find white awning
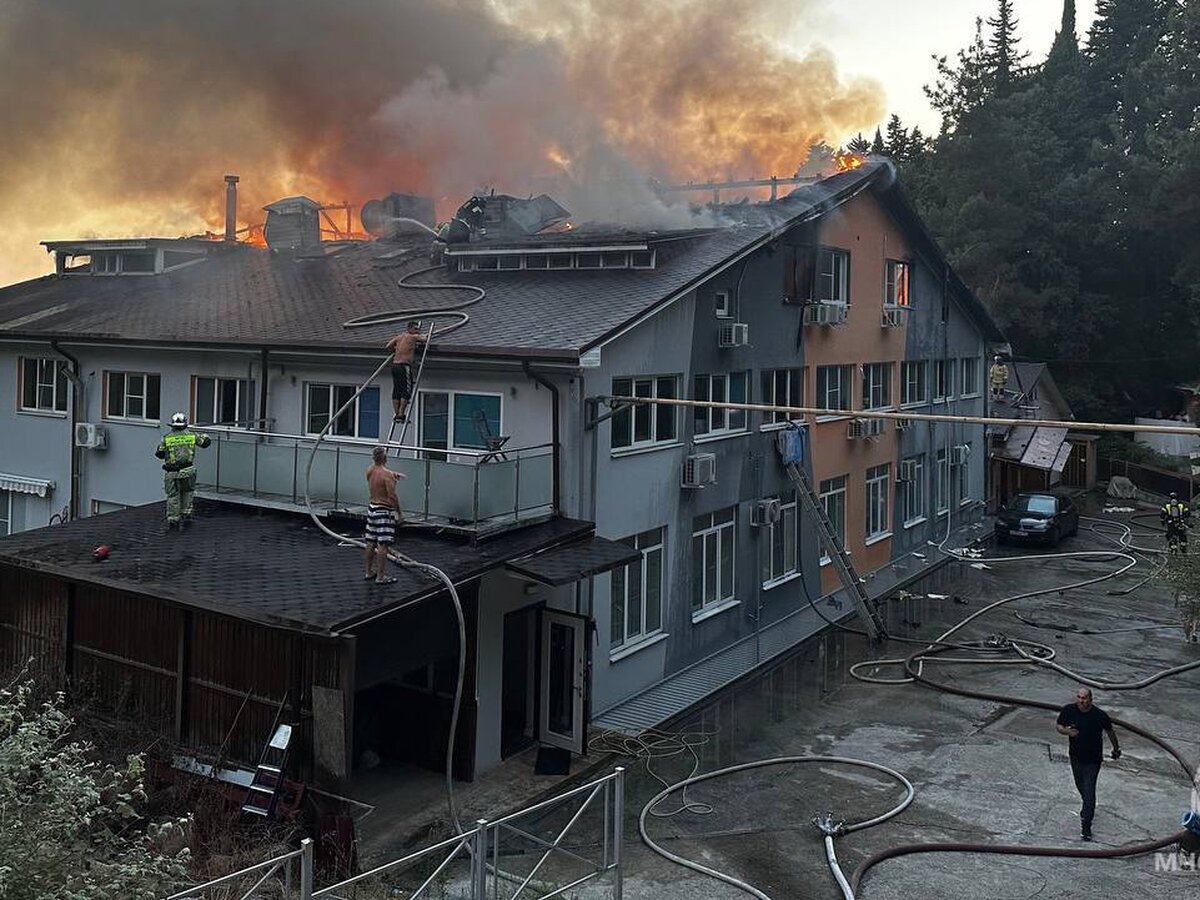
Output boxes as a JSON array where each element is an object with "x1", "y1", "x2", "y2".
[{"x1": 0, "y1": 474, "x2": 55, "y2": 497}]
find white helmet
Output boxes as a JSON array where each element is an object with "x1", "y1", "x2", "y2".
[{"x1": 171, "y1": 412, "x2": 188, "y2": 429}]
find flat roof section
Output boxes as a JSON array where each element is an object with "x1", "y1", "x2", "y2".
[{"x1": 0, "y1": 501, "x2": 593, "y2": 634}]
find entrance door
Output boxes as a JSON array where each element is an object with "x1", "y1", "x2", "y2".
[{"x1": 539, "y1": 610, "x2": 588, "y2": 754}]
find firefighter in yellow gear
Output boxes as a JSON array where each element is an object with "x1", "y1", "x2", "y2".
[
  {"x1": 989, "y1": 356, "x2": 1010, "y2": 400},
  {"x1": 155, "y1": 412, "x2": 211, "y2": 528}
]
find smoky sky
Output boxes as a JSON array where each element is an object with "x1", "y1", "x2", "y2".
[{"x1": 0, "y1": 0, "x2": 884, "y2": 284}]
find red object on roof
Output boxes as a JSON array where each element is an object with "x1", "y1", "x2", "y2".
[{"x1": 92, "y1": 544, "x2": 110, "y2": 562}]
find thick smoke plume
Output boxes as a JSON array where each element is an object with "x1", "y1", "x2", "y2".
[{"x1": 0, "y1": 0, "x2": 883, "y2": 285}]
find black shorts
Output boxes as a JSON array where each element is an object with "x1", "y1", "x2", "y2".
[{"x1": 391, "y1": 364, "x2": 412, "y2": 401}]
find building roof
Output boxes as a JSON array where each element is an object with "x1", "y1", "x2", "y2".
[
  {"x1": 0, "y1": 164, "x2": 1004, "y2": 361},
  {"x1": 0, "y1": 500, "x2": 594, "y2": 634}
]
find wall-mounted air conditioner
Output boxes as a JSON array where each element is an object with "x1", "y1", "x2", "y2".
[
  {"x1": 803, "y1": 303, "x2": 848, "y2": 326},
  {"x1": 74, "y1": 422, "x2": 108, "y2": 450},
  {"x1": 895, "y1": 417, "x2": 913, "y2": 431},
  {"x1": 751, "y1": 497, "x2": 783, "y2": 527},
  {"x1": 681, "y1": 453, "x2": 718, "y2": 488},
  {"x1": 881, "y1": 307, "x2": 909, "y2": 328},
  {"x1": 848, "y1": 418, "x2": 885, "y2": 440},
  {"x1": 950, "y1": 444, "x2": 971, "y2": 466},
  {"x1": 718, "y1": 322, "x2": 750, "y2": 347},
  {"x1": 897, "y1": 459, "x2": 918, "y2": 483}
]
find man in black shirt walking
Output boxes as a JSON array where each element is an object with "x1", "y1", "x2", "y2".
[{"x1": 1056, "y1": 687, "x2": 1121, "y2": 840}]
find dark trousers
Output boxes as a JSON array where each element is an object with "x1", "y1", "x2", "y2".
[{"x1": 1070, "y1": 758, "x2": 1101, "y2": 829}]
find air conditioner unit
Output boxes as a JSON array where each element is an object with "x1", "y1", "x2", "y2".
[
  {"x1": 751, "y1": 497, "x2": 783, "y2": 527},
  {"x1": 718, "y1": 322, "x2": 750, "y2": 347},
  {"x1": 898, "y1": 459, "x2": 918, "y2": 482},
  {"x1": 895, "y1": 417, "x2": 913, "y2": 431},
  {"x1": 881, "y1": 307, "x2": 909, "y2": 328},
  {"x1": 802, "y1": 303, "x2": 847, "y2": 326},
  {"x1": 950, "y1": 444, "x2": 971, "y2": 466},
  {"x1": 74, "y1": 422, "x2": 108, "y2": 450},
  {"x1": 847, "y1": 419, "x2": 867, "y2": 440},
  {"x1": 681, "y1": 453, "x2": 718, "y2": 488}
]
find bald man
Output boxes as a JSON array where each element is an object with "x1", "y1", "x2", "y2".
[{"x1": 1056, "y1": 687, "x2": 1120, "y2": 841}]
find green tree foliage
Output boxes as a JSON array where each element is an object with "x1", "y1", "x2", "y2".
[
  {"x1": 0, "y1": 679, "x2": 189, "y2": 899},
  {"x1": 894, "y1": 0, "x2": 1199, "y2": 421},
  {"x1": 847, "y1": 132, "x2": 871, "y2": 155},
  {"x1": 870, "y1": 126, "x2": 886, "y2": 154}
]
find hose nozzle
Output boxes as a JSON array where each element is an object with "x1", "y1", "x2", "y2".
[{"x1": 812, "y1": 811, "x2": 845, "y2": 836}]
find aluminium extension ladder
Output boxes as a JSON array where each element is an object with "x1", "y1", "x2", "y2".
[
  {"x1": 386, "y1": 323, "x2": 436, "y2": 447},
  {"x1": 784, "y1": 459, "x2": 889, "y2": 642},
  {"x1": 242, "y1": 695, "x2": 294, "y2": 819}
]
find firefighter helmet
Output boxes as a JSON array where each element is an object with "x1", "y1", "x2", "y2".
[{"x1": 171, "y1": 412, "x2": 188, "y2": 429}]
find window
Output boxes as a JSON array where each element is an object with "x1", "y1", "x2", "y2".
[
  {"x1": 576, "y1": 252, "x2": 601, "y2": 268},
  {"x1": 885, "y1": 260, "x2": 911, "y2": 307},
  {"x1": 0, "y1": 491, "x2": 11, "y2": 536},
  {"x1": 818, "y1": 476, "x2": 847, "y2": 564},
  {"x1": 816, "y1": 249, "x2": 850, "y2": 304},
  {"x1": 960, "y1": 358, "x2": 980, "y2": 396},
  {"x1": 861, "y1": 363, "x2": 893, "y2": 410},
  {"x1": 611, "y1": 527, "x2": 665, "y2": 650},
  {"x1": 761, "y1": 368, "x2": 804, "y2": 425},
  {"x1": 194, "y1": 377, "x2": 256, "y2": 427},
  {"x1": 935, "y1": 449, "x2": 949, "y2": 514},
  {"x1": 933, "y1": 360, "x2": 952, "y2": 401},
  {"x1": 901, "y1": 361, "x2": 928, "y2": 406},
  {"x1": 956, "y1": 443, "x2": 971, "y2": 502},
  {"x1": 693, "y1": 373, "x2": 747, "y2": 437},
  {"x1": 692, "y1": 507, "x2": 736, "y2": 615},
  {"x1": 816, "y1": 365, "x2": 853, "y2": 413},
  {"x1": 105, "y1": 372, "x2": 161, "y2": 422},
  {"x1": 630, "y1": 250, "x2": 655, "y2": 269},
  {"x1": 419, "y1": 391, "x2": 502, "y2": 451},
  {"x1": 306, "y1": 383, "x2": 380, "y2": 439},
  {"x1": 900, "y1": 455, "x2": 926, "y2": 525},
  {"x1": 714, "y1": 290, "x2": 732, "y2": 318},
  {"x1": 761, "y1": 494, "x2": 799, "y2": 586},
  {"x1": 865, "y1": 464, "x2": 891, "y2": 540},
  {"x1": 19, "y1": 358, "x2": 68, "y2": 413},
  {"x1": 611, "y1": 376, "x2": 679, "y2": 451}
]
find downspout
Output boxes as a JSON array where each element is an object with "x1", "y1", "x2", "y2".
[
  {"x1": 522, "y1": 361, "x2": 560, "y2": 512},
  {"x1": 258, "y1": 348, "x2": 270, "y2": 430},
  {"x1": 50, "y1": 340, "x2": 82, "y2": 522}
]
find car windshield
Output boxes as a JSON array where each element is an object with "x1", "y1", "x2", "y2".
[{"x1": 1012, "y1": 496, "x2": 1056, "y2": 515}]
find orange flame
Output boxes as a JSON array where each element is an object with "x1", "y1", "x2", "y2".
[{"x1": 834, "y1": 152, "x2": 867, "y2": 172}]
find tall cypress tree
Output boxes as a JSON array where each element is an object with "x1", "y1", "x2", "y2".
[
  {"x1": 870, "y1": 127, "x2": 885, "y2": 154},
  {"x1": 1045, "y1": 0, "x2": 1078, "y2": 73},
  {"x1": 986, "y1": 0, "x2": 1029, "y2": 91}
]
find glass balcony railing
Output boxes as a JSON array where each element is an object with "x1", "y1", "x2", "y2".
[{"x1": 192, "y1": 427, "x2": 556, "y2": 535}]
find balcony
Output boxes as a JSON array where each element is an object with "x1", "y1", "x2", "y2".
[{"x1": 193, "y1": 428, "x2": 555, "y2": 537}]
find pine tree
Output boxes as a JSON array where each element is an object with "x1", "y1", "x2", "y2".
[
  {"x1": 847, "y1": 132, "x2": 871, "y2": 155},
  {"x1": 987, "y1": 0, "x2": 1029, "y2": 91},
  {"x1": 884, "y1": 114, "x2": 909, "y2": 160},
  {"x1": 926, "y1": 18, "x2": 993, "y2": 134},
  {"x1": 870, "y1": 127, "x2": 885, "y2": 154},
  {"x1": 1044, "y1": 0, "x2": 1079, "y2": 74}
]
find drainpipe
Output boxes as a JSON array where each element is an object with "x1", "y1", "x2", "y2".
[
  {"x1": 50, "y1": 341, "x2": 82, "y2": 522},
  {"x1": 258, "y1": 348, "x2": 270, "y2": 430},
  {"x1": 522, "y1": 361, "x2": 560, "y2": 512}
]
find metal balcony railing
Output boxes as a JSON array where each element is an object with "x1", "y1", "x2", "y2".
[{"x1": 192, "y1": 427, "x2": 556, "y2": 535}]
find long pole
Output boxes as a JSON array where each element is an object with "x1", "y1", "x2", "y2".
[{"x1": 602, "y1": 395, "x2": 1200, "y2": 438}]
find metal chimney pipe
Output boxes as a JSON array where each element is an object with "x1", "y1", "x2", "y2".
[{"x1": 224, "y1": 175, "x2": 239, "y2": 241}]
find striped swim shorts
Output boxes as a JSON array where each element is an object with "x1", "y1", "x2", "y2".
[{"x1": 365, "y1": 504, "x2": 398, "y2": 544}]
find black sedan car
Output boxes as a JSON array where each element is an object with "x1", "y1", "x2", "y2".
[{"x1": 995, "y1": 492, "x2": 1080, "y2": 547}]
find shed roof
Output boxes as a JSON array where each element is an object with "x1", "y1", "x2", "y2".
[{"x1": 0, "y1": 501, "x2": 593, "y2": 634}]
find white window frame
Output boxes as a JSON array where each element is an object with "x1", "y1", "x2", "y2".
[
  {"x1": 104, "y1": 371, "x2": 161, "y2": 424},
  {"x1": 714, "y1": 290, "x2": 732, "y2": 318},
  {"x1": 861, "y1": 363, "x2": 893, "y2": 411},
  {"x1": 692, "y1": 507, "x2": 737, "y2": 619},
  {"x1": 304, "y1": 382, "x2": 380, "y2": 440},
  {"x1": 818, "y1": 475, "x2": 848, "y2": 565},
  {"x1": 816, "y1": 248, "x2": 850, "y2": 305},
  {"x1": 885, "y1": 259, "x2": 911, "y2": 308},
  {"x1": 417, "y1": 389, "x2": 504, "y2": 452},
  {"x1": 933, "y1": 359, "x2": 951, "y2": 402},
  {"x1": 193, "y1": 376, "x2": 256, "y2": 429},
  {"x1": 901, "y1": 455, "x2": 926, "y2": 526},
  {"x1": 761, "y1": 494, "x2": 800, "y2": 588},
  {"x1": 935, "y1": 449, "x2": 950, "y2": 515},
  {"x1": 0, "y1": 490, "x2": 11, "y2": 536},
  {"x1": 960, "y1": 357, "x2": 981, "y2": 397},
  {"x1": 956, "y1": 443, "x2": 972, "y2": 504},
  {"x1": 816, "y1": 365, "x2": 853, "y2": 414},
  {"x1": 19, "y1": 357, "x2": 68, "y2": 415},
  {"x1": 901, "y1": 361, "x2": 928, "y2": 406},
  {"x1": 866, "y1": 463, "x2": 891, "y2": 542},
  {"x1": 611, "y1": 375, "x2": 680, "y2": 453},
  {"x1": 610, "y1": 527, "x2": 666, "y2": 653},
  {"x1": 693, "y1": 372, "x2": 748, "y2": 438},
  {"x1": 761, "y1": 368, "x2": 805, "y2": 428}
]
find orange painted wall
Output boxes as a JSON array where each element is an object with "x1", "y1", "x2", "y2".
[{"x1": 802, "y1": 192, "x2": 912, "y2": 593}]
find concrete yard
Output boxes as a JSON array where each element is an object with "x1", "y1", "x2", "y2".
[{"x1": 591, "y1": 511, "x2": 1200, "y2": 899}]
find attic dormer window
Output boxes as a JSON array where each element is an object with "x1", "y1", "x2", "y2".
[{"x1": 90, "y1": 251, "x2": 155, "y2": 275}]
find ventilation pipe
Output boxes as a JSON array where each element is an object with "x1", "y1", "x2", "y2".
[{"x1": 224, "y1": 175, "x2": 239, "y2": 241}]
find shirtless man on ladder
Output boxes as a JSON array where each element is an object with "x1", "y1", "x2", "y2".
[{"x1": 386, "y1": 321, "x2": 430, "y2": 423}]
